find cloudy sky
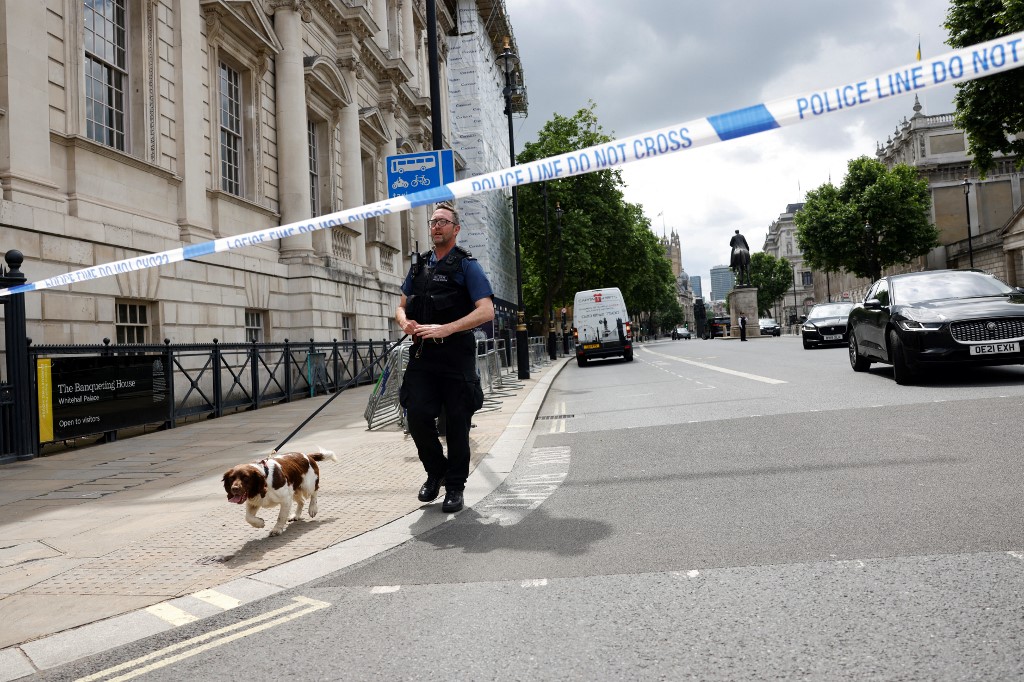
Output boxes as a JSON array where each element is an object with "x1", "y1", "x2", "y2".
[{"x1": 502, "y1": 0, "x2": 959, "y2": 295}]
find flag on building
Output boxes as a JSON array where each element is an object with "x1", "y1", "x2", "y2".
[{"x1": 916, "y1": 36, "x2": 922, "y2": 61}]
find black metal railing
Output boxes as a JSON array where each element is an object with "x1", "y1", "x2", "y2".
[{"x1": 22, "y1": 337, "x2": 392, "y2": 457}]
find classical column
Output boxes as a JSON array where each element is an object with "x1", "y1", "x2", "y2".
[
  {"x1": 177, "y1": 1, "x2": 214, "y2": 241},
  {"x1": 401, "y1": 0, "x2": 417, "y2": 89},
  {"x1": 339, "y1": 65, "x2": 366, "y2": 266},
  {"x1": 0, "y1": 0, "x2": 60, "y2": 204},
  {"x1": 371, "y1": 0, "x2": 389, "y2": 52},
  {"x1": 381, "y1": 103, "x2": 399, "y2": 251},
  {"x1": 271, "y1": 1, "x2": 313, "y2": 261}
]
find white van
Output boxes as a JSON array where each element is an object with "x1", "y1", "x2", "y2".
[{"x1": 572, "y1": 287, "x2": 633, "y2": 366}]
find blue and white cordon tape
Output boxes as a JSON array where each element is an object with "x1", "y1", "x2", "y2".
[{"x1": 3, "y1": 32, "x2": 1024, "y2": 298}]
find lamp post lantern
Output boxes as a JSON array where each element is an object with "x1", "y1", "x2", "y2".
[
  {"x1": 497, "y1": 37, "x2": 529, "y2": 380},
  {"x1": 962, "y1": 176, "x2": 974, "y2": 268}
]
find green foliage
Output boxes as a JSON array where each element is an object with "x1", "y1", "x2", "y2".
[
  {"x1": 749, "y1": 252, "x2": 794, "y2": 316},
  {"x1": 516, "y1": 103, "x2": 678, "y2": 326},
  {"x1": 946, "y1": 0, "x2": 1024, "y2": 176},
  {"x1": 795, "y1": 156, "x2": 938, "y2": 282}
]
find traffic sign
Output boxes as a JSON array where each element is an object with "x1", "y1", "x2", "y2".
[{"x1": 386, "y1": 150, "x2": 455, "y2": 198}]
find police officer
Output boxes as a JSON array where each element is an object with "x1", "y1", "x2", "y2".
[{"x1": 395, "y1": 203, "x2": 494, "y2": 513}]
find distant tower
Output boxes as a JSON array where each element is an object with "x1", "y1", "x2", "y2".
[{"x1": 660, "y1": 230, "x2": 682, "y2": 278}]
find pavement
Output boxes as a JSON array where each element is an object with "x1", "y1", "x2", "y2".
[{"x1": 0, "y1": 353, "x2": 570, "y2": 681}]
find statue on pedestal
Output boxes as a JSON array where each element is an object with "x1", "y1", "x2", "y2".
[{"x1": 730, "y1": 230, "x2": 751, "y2": 287}]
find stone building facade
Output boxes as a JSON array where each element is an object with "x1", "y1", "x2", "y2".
[
  {"x1": 761, "y1": 202, "x2": 815, "y2": 323},
  {"x1": 0, "y1": 0, "x2": 520, "y2": 348}
]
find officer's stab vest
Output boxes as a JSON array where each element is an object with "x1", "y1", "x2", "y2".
[{"x1": 407, "y1": 246, "x2": 475, "y2": 325}]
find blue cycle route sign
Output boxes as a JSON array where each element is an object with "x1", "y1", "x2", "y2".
[{"x1": 385, "y1": 150, "x2": 455, "y2": 198}]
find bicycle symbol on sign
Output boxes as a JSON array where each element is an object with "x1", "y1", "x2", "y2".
[{"x1": 409, "y1": 175, "x2": 431, "y2": 187}]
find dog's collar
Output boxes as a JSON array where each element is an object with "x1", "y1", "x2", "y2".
[{"x1": 258, "y1": 459, "x2": 270, "y2": 477}]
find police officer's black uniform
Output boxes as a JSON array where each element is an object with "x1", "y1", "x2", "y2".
[{"x1": 399, "y1": 246, "x2": 485, "y2": 506}]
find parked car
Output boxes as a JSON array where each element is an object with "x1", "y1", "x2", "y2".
[
  {"x1": 705, "y1": 316, "x2": 730, "y2": 339},
  {"x1": 847, "y1": 269, "x2": 1024, "y2": 384},
  {"x1": 802, "y1": 302, "x2": 856, "y2": 349},
  {"x1": 758, "y1": 318, "x2": 781, "y2": 336},
  {"x1": 672, "y1": 326, "x2": 691, "y2": 340}
]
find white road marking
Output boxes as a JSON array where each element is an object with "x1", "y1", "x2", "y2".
[
  {"x1": 371, "y1": 585, "x2": 401, "y2": 594},
  {"x1": 144, "y1": 603, "x2": 198, "y2": 627},
  {"x1": 1009, "y1": 551, "x2": 1024, "y2": 561},
  {"x1": 641, "y1": 347, "x2": 786, "y2": 384},
  {"x1": 77, "y1": 596, "x2": 330, "y2": 682},
  {"x1": 687, "y1": 570, "x2": 700, "y2": 578},
  {"x1": 522, "y1": 579, "x2": 548, "y2": 587},
  {"x1": 192, "y1": 589, "x2": 241, "y2": 610}
]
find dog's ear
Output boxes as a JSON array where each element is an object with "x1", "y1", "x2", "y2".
[{"x1": 244, "y1": 471, "x2": 266, "y2": 499}]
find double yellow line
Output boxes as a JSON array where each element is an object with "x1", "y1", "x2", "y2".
[{"x1": 76, "y1": 596, "x2": 331, "y2": 682}]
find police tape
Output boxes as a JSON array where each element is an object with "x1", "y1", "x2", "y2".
[{"x1": 3, "y1": 31, "x2": 1024, "y2": 298}]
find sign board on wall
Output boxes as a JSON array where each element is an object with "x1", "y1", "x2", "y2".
[
  {"x1": 385, "y1": 150, "x2": 455, "y2": 198},
  {"x1": 36, "y1": 355, "x2": 170, "y2": 441}
]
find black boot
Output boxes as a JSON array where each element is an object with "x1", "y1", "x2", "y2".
[
  {"x1": 441, "y1": 489, "x2": 464, "y2": 513},
  {"x1": 417, "y1": 476, "x2": 443, "y2": 502}
]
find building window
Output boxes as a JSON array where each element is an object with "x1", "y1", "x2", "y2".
[
  {"x1": 801, "y1": 271, "x2": 813, "y2": 287},
  {"x1": 308, "y1": 119, "x2": 320, "y2": 218},
  {"x1": 116, "y1": 301, "x2": 149, "y2": 344},
  {"x1": 219, "y1": 62, "x2": 243, "y2": 195},
  {"x1": 245, "y1": 310, "x2": 265, "y2": 343},
  {"x1": 84, "y1": 0, "x2": 127, "y2": 150},
  {"x1": 340, "y1": 315, "x2": 354, "y2": 342}
]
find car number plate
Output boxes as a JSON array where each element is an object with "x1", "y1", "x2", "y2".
[
  {"x1": 823, "y1": 334, "x2": 842, "y2": 341},
  {"x1": 970, "y1": 342, "x2": 1020, "y2": 355},
  {"x1": 583, "y1": 343, "x2": 600, "y2": 350}
]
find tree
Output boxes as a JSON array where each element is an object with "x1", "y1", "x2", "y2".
[
  {"x1": 795, "y1": 156, "x2": 938, "y2": 282},
  {"x1": 515, "y1": 103, "x2": 678, "y2": 328},
  {"x1": 749, "y1": 252, "x2": 793, "y2": 316},
  {"x1": 946, "y1": 1, "x2": 1024, "y2": 176}
]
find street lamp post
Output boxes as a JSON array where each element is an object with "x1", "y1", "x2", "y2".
[
  {"x1": 497, "y1": 37, "x2": 530, "y2": 380},
  {"x1": 791, "y1": 261, "x2": 799, "y2": 325},
  {"x1": 543, "y1": 183, "x2": 556, "y2": 360},
  {"x1": 556, "y1": 202, "x2": 567, "y2": 353},
  {"x1": 963, "y1": 176, "x2": 975, "y2": 268}
]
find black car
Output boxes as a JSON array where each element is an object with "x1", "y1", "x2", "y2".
[
  {"x1": 801, "y1": 302, "x2": 855, "y2": 349},
  {"x1": 847, "y1": 269, "x2": 1024, "y2": 384},
  {"x1": 758, "y1": 318, "x2": 781, "y2": 336}
]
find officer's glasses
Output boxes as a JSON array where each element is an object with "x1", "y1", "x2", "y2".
[{"x1": 428, "y1": 218, "x2": 454, "y2": 228}]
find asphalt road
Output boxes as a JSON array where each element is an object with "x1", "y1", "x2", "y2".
[{"x1": 40, "y1": 337, "x2": 1024, "y2": 681}]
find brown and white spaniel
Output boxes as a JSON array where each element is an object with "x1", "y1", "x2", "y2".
[{"x1": 222, "y1": 448, "x2": 337, "y2": 536}]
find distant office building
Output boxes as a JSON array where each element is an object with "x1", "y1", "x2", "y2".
[
  {"x1": 690, "y1": 275, "x2": 703, "y2": 299},
  {"x1": 709, "y1": 265, "x2": 735, "y2": 302}
]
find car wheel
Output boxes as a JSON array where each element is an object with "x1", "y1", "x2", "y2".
[
  {"x1": 576, "y1": 356, "x2": 588, "y2": 367},
  {"x1": 624, "y1": 350, "x2": 634, "y2": 362},
  {"x1": 849, "y1": 332, "x2": 871, "y2": 372},
  {"x1": 888, "y1": 329, "x2": 914, "y2": 385},
  {"x1": 802, "y1": 336, "x2": 812, "y2": 350}
]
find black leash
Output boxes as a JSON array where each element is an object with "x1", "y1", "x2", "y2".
[{"x1": 271, "y1": 334, "x2": 409, "y2": 454}]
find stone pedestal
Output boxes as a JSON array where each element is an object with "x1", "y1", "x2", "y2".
[{"x1": 728, "y1": 286, "x2": 761, "y2": 338}]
